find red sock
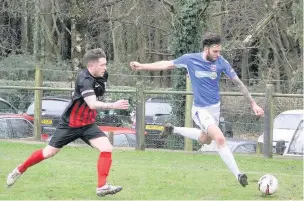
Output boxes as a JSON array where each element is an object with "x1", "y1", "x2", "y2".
[
  {"x1": 97, "y1": 152, "x2": 112, "y2": 188},
  {"x1": 18, "y1": 149, "x2": 45, "y2": 173}
]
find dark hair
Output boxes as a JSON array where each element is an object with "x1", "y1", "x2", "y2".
[
  {"x1": 83, "y1": 48, "x2": 106, "y2": 65},
  {"x1": 202, "y1": 32, "x2": 221, "y2": 48}
]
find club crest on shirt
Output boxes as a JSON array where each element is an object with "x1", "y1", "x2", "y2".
[
  {"x1": 95, "y1": 82, "x2": 107, "y2": 89},
  {"x1": 210, "y1": 64, "x2": 217, "y2": 71},
  {"x1": 210, "y1": 72, "x2": 217, "y2": 80}
]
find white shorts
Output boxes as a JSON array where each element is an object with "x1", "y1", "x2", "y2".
[{"x1": 192, "y1": 102, "x2": 221, "y2": 133}]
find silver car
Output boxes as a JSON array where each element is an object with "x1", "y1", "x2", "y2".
[{"x1": 199, "y1": 138, "x2": 257, "y2": 154}]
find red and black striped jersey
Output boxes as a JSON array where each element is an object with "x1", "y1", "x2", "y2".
[{"x1": 60, "y1": 69, "x2": 108, "y2": 128}]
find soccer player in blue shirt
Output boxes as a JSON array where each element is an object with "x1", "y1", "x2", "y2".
[{"x1": 130, "y1": 32, "x2": 264, "y2": 187}]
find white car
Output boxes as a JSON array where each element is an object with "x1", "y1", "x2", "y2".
[{"x1": 258, "y1": 110, "x2": 304, "y2": 153}]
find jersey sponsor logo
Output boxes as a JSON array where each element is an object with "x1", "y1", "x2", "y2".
[
  {"x1": 195, "y1": 71, "x2": 218, "y2": 80},
  {"x1": 210, "y1": 65, "x2": 217, "y2": 71},
  {"x1": 195, "y1": 71, "x2": 209, "y2": 78}
]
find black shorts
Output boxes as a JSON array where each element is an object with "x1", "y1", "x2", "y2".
[{"x1": 48, "y1": 123, "x2": 107, "y2": 148}]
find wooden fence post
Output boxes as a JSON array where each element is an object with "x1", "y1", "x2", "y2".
[
  {"x1": 264, "y1": 84, "x2": 274, "y2": 158},
  {"x1": 135, "y1": 82, "x2": 145, "y2": 150},
  {"x1": 184, "y1": 75, "x2": 193, "y2": 151},
  {"x1": 34, "y1": 67, "x2": 42, "y2": 140}
]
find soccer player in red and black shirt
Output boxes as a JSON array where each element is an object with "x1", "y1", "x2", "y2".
[{"x1": 7, "y1": 48, "x2": 129, "y2": 197}]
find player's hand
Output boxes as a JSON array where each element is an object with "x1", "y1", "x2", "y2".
[
  {"x1": 113, "y1": 99, "x2": 129, "y2": 110},
  {"x1": 130, "y1": 61, "x2": 141, "y2": 71},
  {"x1": 251, "y1": 103, "x2": 264, "y2": 116}
]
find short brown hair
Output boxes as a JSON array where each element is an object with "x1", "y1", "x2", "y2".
[
  {"x1": 83, "y1": 48, "x2": 106, "y2": 65},
  {"x1": 202, "y1": 32, "x2": 221, "y2": 48}
]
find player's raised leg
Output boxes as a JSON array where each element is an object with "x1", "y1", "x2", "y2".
[
  {"x1": 161, "y1": 123, "x2": 197, "y2": 140},
  {"x1": 161, "y1": 123, "x2": 212, "y2": 144}
]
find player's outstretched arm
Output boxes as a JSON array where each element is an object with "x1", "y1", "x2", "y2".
[
  {"x1": 129, "y1": 60, "x2": 175, "y2": 71},
  {"x1": 231, "y1": 75, "x2": 264, "y2": 116},
  {"x1": 84, "y1": 95, "x2": 129, "y2": 110}
]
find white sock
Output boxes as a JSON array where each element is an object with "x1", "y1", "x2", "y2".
[
  {"x1": 218, "y1": 146, "x2": 241, "y2": 179},
  {"x1": 173, "y1": 127, "x2": 201, "y2": 141}
]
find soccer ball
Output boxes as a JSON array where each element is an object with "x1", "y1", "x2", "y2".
[{"x1": 258, "y1": 174, "x2": 279, "y2": 195}]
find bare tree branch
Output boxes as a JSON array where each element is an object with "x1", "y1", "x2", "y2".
[
  {"x1": 157, "y1": 0, "x2": 174, "y2": 13},
  {"x1": 243, "y1": 0, "x2": 295, "y2": 45},
  {"x1": 273, "y1": 18, "x2": 295, "y2": 71},
  {"x1": 199, "y1": 1, "x2": 211, "y2": 18},
  {"x1": 101, "y1": 0, "x2": 124, "y2": 7},
  {"x1": 211, "y1": 10, "x2": 238, "y2": 17},
  {"x1": 145, "y1": 49, "x2": 173, "y2": 56},
  {"x1": 89, "y1": 0, "x2": 139, "y2": 24}
]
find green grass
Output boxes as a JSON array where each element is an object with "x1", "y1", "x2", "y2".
[{"x1": 0, "y1": 141, "x2": 303, "y2": 200}]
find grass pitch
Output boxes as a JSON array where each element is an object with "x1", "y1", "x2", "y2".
[{"x1": 0, "y1": 141, "x2": 302, "y2": 200}]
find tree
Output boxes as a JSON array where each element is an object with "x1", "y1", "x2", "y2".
[
  {"x1": 169, "y1": 0, "x2": 210, "y2": 126},
  {"x1": 0, "y1": 0, "x2": 302, "y2": 94}
]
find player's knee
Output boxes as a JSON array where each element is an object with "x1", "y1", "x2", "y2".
[
  {"x1": 96, "y1": 141, "x2": 113, "y2": 152},
  {"x1": 43, "y1": 146, "x2": 60, "y2": 159},
  {"x1": 215, "y1": 136, "x2": 226, "y2": 146},
  {"x1": 99, "y1": 144, "x2": 113, "y2": 153},
  {"x1": 90, "y1": 137, "x2": 113, "y2": 152}
]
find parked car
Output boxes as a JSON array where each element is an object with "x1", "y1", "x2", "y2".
[
  {"x1": 283, "y1": 120, "x2": 303, "y2": 156},
  {"x1": 26, "y1": 97, "x2": 131, "y2": 135},
  {"x1": 132, "y1": 97, "x2": 234, "y2": 149},
  {"x1": 98, "y1": 126, "x2": 147, "y2": 147},
  {"x1": 0, "y1": 114, "x2": 51, "y2": 141},
  {"x1": 0, "y1": 98, "x2": 19, "y2": 114},
  {"x1": 26, "y1": 97, "x2": 71, "y2": 135},
  {"x1": 164, "y1": 133, "x2": 202, "y2": 151},
  {"x1": 0, "y1": 98, "x2": 34, "y2": 122},
  {"x1": 0, "y1": 98, "x2": 33, "y2": 122},
  {"x1": 142, "y1": 98, "x2": 174, "y2": 148},
  {"x1": 199, "y1": 138, "x2": 257, "y2": 154},
  {"x1": 0, "y1": 115, "x2": 34, "y2": 139},
  {"x1": 97, "y1": 109, "x2": 131, "y2": 127},
  {"x1": 43, "y1": 125, "x2": 144, "y2": 147},
  {"x1": 0, "y1": 114, "x2": 140, "y2": 146},
  {"x1": 258, "y1": 110, "x2": 304, "y2": 154},
  {"x1": 218, "y1": 116, "x2": 234, "y2": 138}
]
